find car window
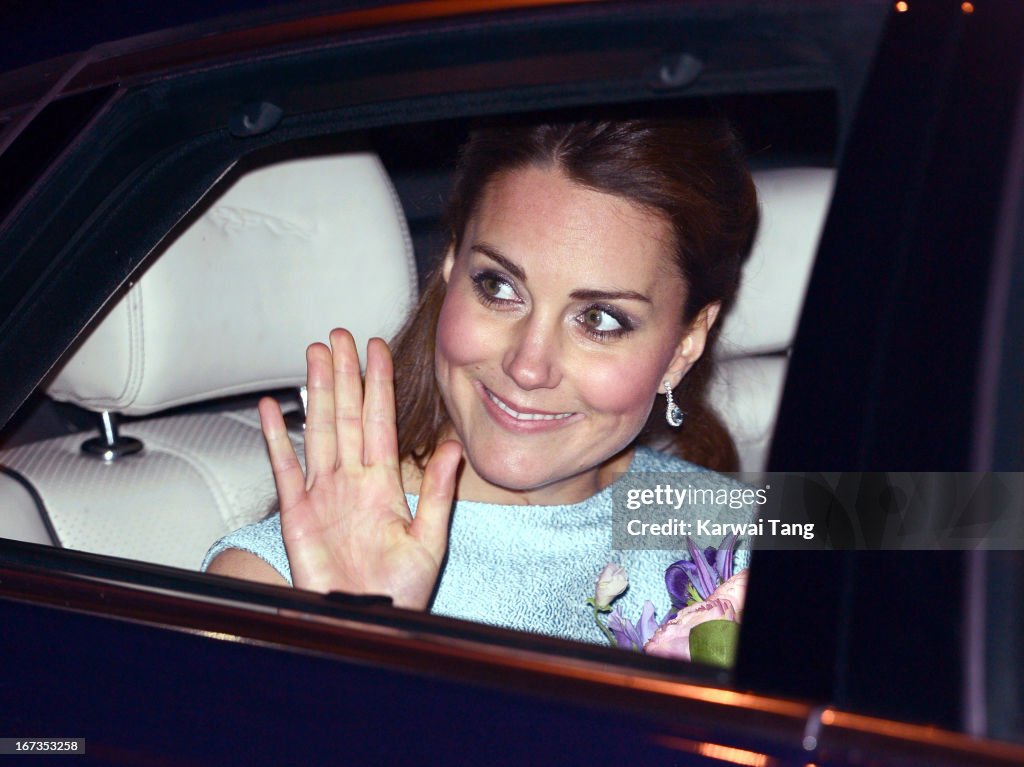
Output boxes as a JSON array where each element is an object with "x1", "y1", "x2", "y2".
[
  {"x1": 0, "y1": 0, "x2": 861, "y2": 670},
  {"x1": 0, "y1": 90, "x2": 838, "y2": 663}
]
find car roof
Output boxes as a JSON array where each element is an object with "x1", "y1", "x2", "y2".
[
  {"x1": 0, "y1": 0, "x2": 607, "y2": 119},
  {"x1": 0, "y1": 0, "x2": 286, "y2": 73}
]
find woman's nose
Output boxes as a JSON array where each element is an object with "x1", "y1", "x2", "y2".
[{"x1": 502, "y1": 317, "x2": 562, "y2": 391}]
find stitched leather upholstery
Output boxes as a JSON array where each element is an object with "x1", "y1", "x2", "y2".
[{"x1": 0, "y1": 153, "x2": 414, "y2": 566}]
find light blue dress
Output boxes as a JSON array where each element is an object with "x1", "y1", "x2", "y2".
[{"x1": 202, "y1": 446, "x2": 751, "y2": 644}]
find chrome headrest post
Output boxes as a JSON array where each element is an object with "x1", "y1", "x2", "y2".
[
  {"x1": 80, "y1": 411, "x2": 144, "y2": 461},
  {"x1": 282, "y1": 386, "x2": 308, "y2": 432}
]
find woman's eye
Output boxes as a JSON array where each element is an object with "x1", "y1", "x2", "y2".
[
  {"x1": 472, "y1": 272, "x2": 518, "y2": 304},
  {"x1": 579, "y1": 306, "x2": 631, "y2": 338}
]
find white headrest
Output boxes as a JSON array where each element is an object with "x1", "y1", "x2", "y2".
[
  {"x1": 717, "y1": 167, "x2": 835, "y2": 358},
  {"x1": 48, "y1": 153, "x2": 417, "y2": 415}
]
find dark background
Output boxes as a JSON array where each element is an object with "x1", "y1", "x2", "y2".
[{"x1": 0, "y1": 0, "x2": 306, "y2": 73}]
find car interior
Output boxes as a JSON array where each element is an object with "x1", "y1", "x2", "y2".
[{"x1": 0, "y1": 101, "x2": 835, "y2": 576}]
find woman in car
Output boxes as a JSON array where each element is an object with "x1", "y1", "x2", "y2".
[{"x1": 204, "y1": 117, "x2": 759, "y2": 644}]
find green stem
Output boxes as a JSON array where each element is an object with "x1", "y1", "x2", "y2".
[{"x1": 592, "y1": 603, "x2": 617, "y2": 647}]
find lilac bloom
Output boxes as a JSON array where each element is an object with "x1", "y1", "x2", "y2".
[
  {"x1": 714, "y1": 533, "x2": 738, "y2": 582},
  {"x1": 607, "y1": 605, "x2": 635, "y2": 649},
  {"x1": 665, "y1": 559, "x2": 700, "y2": 606},
  {"x1": 686, "y1": 536, "x2": 720, "y2": 599},
  {"x1": 702, "y1": 545, "x2": 718, "y2": 569},
  {"x1": 636, "y1": 600, "x2": 659, "y2": 644},
  {"x1": 608, "y1": 601, "x2": 659, "y2": 651},
  {"x1": 666, "y1": 535, "x2": 739, "y2": 607}
]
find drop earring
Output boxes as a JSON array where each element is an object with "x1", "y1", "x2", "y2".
[{"x1": 664, "y1": 380, "x2": 684, "y2": 427}]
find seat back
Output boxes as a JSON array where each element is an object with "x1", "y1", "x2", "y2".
[
  {"x1": 0, "y1": 152, "x2": 417, "y2": 566},
  {"x1": 48, "y1": 153, "x2": 416, "y2": 415}
]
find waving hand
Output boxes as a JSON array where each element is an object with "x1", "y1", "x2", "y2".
[{"x1": 258, "y1": 328, "x2": 462, "y2": 609}]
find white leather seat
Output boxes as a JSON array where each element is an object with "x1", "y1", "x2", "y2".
[
  {"x1": 711, "y1": 167, "x2": 835, "y2": 472},
  {"x1": 0, "y1": 152, "x2": 417, "y2": 567}
]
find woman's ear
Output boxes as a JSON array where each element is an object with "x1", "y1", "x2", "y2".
[
  {"x1": 441, "y1": 246, "x2": 456, "y2": 283},
  {"x1": 661, "y1": 302, "x2": 722, "y2": 389}
]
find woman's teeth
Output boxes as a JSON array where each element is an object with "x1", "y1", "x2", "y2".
[{"x1": 487, "y1": 390, "x2": 573, "y2": 421}]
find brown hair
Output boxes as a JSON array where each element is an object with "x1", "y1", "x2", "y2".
[{"x1": 391, "y1": 118, "x2": 758, "y2": 472}]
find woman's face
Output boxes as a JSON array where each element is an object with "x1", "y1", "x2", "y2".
[{"x1": 435, "y1": 165, "x2": 715, "y2": 504}]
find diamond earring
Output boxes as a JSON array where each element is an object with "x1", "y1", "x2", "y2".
[{"x1": 664, "y1": 380, "x2": 684, "y2": 427}]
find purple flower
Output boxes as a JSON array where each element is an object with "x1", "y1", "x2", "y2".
[
  {"x1": 713, "y1": 533, "x2": 737, "y2": 582},
  {"x1": 665, "y1": 534, "x2": 738, "y2": 608},
  {"x1": 608, "y1": 600, "x2": 658, "y2": 651}
]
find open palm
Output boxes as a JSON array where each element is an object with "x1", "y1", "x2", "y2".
[{"x1": 258, "y1": 329, "x2": 461, "y2": 609}]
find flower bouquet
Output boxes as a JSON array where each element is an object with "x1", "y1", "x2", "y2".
[{"x1": 587, "y1": 535, "x2": 747, "y2": 668}]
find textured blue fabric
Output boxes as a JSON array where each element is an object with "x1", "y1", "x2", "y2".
[{"x1": 202, "y1": 446, "x2": 751, "y2": 644}]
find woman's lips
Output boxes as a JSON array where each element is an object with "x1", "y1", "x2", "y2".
[
  {"x1": 486, "y1": 388, "x2": 573, "y2": 420},
  {"x1": 477, "y1": 384, "x2": 581, "y2": 431}
]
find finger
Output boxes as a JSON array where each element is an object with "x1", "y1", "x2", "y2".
[
  {"x1": 329, "y1": 328, "x2": 364, "y2": 468},
  {"x1": 410, "y1": 440, "x2": 462, "y2": 558},
  {"x1": 258, "y1": 396, "x2": 307, "y2": 510},
  {"x1": 303, "y1": 342, "x2": 338, "y2": 485},
  {"x1": 362, "y1": 337, "x2": 399, "y2": 468}
]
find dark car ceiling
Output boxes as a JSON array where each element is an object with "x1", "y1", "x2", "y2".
[{"x1": 0, "y1": 0, "x2": 335, "y2": 74}]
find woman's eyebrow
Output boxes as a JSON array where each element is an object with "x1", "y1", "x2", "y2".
[
  {"x1": 471, "y1": 243, "x2": 651, "y2": 303},
  {"x1": 471, "y1": 244, "x2": 526, "y2": 282},
  {"x1": 569, "y1": 288, "x2": 651, "y2": 303}
]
